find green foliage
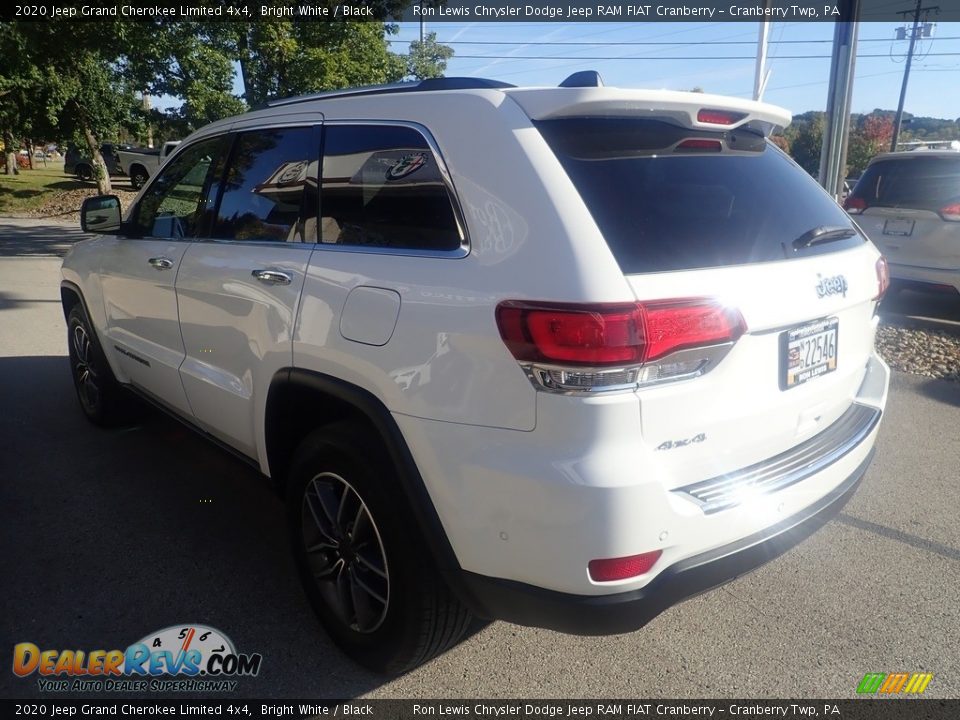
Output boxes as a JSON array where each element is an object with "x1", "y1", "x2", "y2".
[
  {"x1": 406, "y1": 32, "x2": 454, "y2": 80},
  {"x1": 784, "y1": 112, "x2": 825, "y2": 177}
]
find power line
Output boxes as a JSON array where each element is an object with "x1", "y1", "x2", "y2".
[
  {"x1": 452, "y1": 52, "x2": 960, "y2": 61},
  {"x1": 431, "y1": 36, "x2": 960, "y2": 46}
]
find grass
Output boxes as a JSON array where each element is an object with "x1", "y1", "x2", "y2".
[{"x1": 0, "y1": 160, "x2": 86, "y2": 215}]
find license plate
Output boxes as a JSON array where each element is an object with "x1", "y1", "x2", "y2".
[
  {"x1": 883, "y1": 218, "x2": 915, "y2": 237},
  {"x1": 780, "y1": 317, "x2": 839, "y2": 390}
]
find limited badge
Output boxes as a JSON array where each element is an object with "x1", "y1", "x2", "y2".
[{"x1": 386, "y1": 152, "x2": 428, "y2": 181}]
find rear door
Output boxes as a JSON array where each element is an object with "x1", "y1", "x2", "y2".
[
  {"x1": 537, "y1": 117, "x2": 883, "y2": 484},
  {"x1": 99, "y1": 136, "x2": 228, "y2": 416},
  {"x1": 175, "y1": 125, "x2": 318, "y2": 460},
  {"x1": 848, "y1": 154, "x2": 960, "y2": 271}
]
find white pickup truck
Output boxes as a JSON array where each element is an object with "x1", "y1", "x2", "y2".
[{"x1": 116, "y1": 141, "x2": 181, "y2": 189}]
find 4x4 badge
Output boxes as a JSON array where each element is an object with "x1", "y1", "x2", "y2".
[{"x1": 816, "y1": 273, "x2": 848, "y2": 298}]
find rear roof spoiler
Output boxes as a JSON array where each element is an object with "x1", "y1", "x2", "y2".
[{"x1": 505, "y1": 88, "x2": 792, "y2": 135}]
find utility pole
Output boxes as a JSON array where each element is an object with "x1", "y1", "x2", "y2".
[
  {"x1": 819, "y1": 0, "x2": 860, "y2": 198},
  {"x1": 754, "y1": 17, "x2": 771, "y2": 100},
  {"x1": 890, "y1": 1, "x2": 938, "y2": 151}
]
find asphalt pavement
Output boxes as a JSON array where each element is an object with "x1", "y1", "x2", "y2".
[{"x1": 1, "y1": 218, "x2": 958, "y2": 699}]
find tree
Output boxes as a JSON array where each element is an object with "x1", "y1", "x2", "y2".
[
  {"x1": 786, "y1": 113, "x2": 825, "y2": 177},
  {"x1": 846, "y1": 113, "x2": 893, "y2": 177},
  {"x1": 406, "y1": 32, "x2": 454, "y2": 80}
]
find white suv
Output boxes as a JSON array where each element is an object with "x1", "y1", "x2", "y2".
[{"x1": 62, "y1": 74, "x2": 890, "y2": 673}]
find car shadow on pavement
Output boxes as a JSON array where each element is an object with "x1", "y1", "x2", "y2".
[
  {"x1": 917, "y1": 377, "x2": 960, "y2": 408},
  {"x1": 0, "y1": 221, "x2": 89, "y2": 258},
  {"x1": 0, "y1": 355, "x2": 396, "y2": 699}
]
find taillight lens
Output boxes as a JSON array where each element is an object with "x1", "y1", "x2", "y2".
[
  {"x1": 588, "y1": 550, "x2": 662, "y2": 582},
  {"x1": 697, "y1": 108, "x2": 746, "y2": 125},
  {"x1": 844, "y1": 196, "x2": 867, "y2": 214},
  {"x1": 496, "y1": 299, "x2": 745, "y2": 392},
  {"x1": 676, "y1": 138, "x2": 723, "y2": 152},
  {"x1": 875, "y1": 256, "x2": 890, "y2": 300},
  {"x1": 939, "y1": 202, "x2": 960, "y2": 221}
]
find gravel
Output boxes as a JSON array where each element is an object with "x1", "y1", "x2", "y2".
[{"x1": 875, "y1": 322, "x2": 960, "y2": 382}]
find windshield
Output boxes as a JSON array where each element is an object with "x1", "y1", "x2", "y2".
[
  {"x1": 536, "y1": 117, "x2": 863, "y2": 274},
  {"x1": 851, "y1": 156, "x2": 960, "y2": 212}
]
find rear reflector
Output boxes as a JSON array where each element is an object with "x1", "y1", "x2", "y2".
[
  {"x1": 588, "y1": 550, "x2": 662, "y2": 582},
  {"x1": 697, "y1": 108, "x2": 746, "y2": 125},
  {"x1": 939, "y1": 202, "x2": 960, "y2": 221},
  {"x1": 496, "y1": 299, "x2": 744, "y2": 367},
  {"x1": 875, "y1": 256, "x2": 890, "y2": 301},
  {"x1": 844, "y1": 196, "x2": 867, "y2": 214}
]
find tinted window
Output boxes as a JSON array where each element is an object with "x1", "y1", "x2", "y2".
[
  {"x1": 851, "y1": 156, "x2": 960, "y2": 212},
  {"x1": 212, "y1": 127, "x2": 318, "y2": 242},
  {"x1": 319, "y1": 125, "x2": 462, "y2": 251},
  {"x1": 135, "y1": 138, "x2": 225, "y2": 239},
  {"x1": 537, "y1": 118, "x2": 862, "y2": 273}
]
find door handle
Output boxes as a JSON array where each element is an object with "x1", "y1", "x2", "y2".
[
  {"x1": 252, "y1": 269, "x2": 292, "y2": 286},
  {"x1": 148, "y1": 256, "x2": 174, "y2": 270}
]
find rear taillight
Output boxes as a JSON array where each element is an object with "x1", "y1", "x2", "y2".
[
  {"x1": 844, "y1": 196, "x2": 867, "y2": 214},
  {"x1": 939, "y1": 202, "x2": 960, "y2": 221},
  {"x1": 496, "y1": 299, "x2": 745, "y2": 393},
  {"x1": 588, "y1": 550, "x2": 662, "y2": 582},
  {"x1": 697, "y1": 108, "x2": 746, "y2": 125},
  {"x1": 875, "y1": 256, "x2": 890, "y2": 301}
]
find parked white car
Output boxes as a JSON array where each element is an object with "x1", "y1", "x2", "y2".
[
  {"x1": 62, "y1": 74, "x2": 890, "y2": 674},
  {"x1": 116, "y1": 140, "x2": 181, "y2": 189},
  {"x1": 845, "y1": 150, "x2": 960, "y2": 297}
]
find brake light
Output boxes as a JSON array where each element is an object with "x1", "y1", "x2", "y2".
[
  {"x1": 939, "y1": 202, "x2": 960, "y2": 221},
  {"x1": 588, "y1": 550, "x2": 662, "y2": 582},
  {"x1": 844, "y1": 196, "x2": 867, "y2": 214},
  {"x1": 496, "y1": 299, "x2": 745, "y2": 392},
  {"x1": 875, "y1": 256, "x2": 890, "y2": 301},
  {"x1": 697, "y1": 108, "x2": 746, "y2": 125},
  {"x1": 676, "y1": 139, "x2": 722, "y2": 152}
]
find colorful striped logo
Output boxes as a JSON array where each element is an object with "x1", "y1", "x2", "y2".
[{"x1": 857, "y1": 672, "x2": 933, "y2": 694}]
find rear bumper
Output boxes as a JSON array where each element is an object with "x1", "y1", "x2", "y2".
[
  {"x1": 454, "y1": 447, "x2": 872, "y2": 634},
  {"x1": 888, "y1": 262, "x2": 960, "y2": 294}
]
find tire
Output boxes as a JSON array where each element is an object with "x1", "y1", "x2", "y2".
[
  {"x1": 66, "y1": 304, "x2": 133, "y2": 427},
  {"x1": 76, "y1": 164, "x2": 93, "y2": 182},
  {"x1": 130, "y1": 168, "x2": 148, "y2": 190},
  {"x1": 286, "y1": 422, "x2": 472, "y2": 674}
]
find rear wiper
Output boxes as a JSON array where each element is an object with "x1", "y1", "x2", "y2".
[{"x1": 791, "y1": 225, "x2": 857, "y2": 250}]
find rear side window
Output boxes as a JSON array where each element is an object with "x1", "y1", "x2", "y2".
[
  {"x1": 851, "y1": 156, "x2": 960, "y2": 212},
  {"x1": 537, "y1": 118, "x2": 862, "y2": 273},
  {"x1": 212, "y1": 127, "x2": 319, "y2": 242},
  {"x1": 319, "y1": 124, "x2": 462, "y2": 252}
]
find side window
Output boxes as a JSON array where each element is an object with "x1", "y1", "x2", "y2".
[
  {"x1": 135, "y1": 138, "x2": 225, "y2": 239},
  {"x1": 320, "y1": 125, "x2": 462, "y2": 252},
  {"x1": 211, "y1": 127, "x2": 318, "y2": 243}
]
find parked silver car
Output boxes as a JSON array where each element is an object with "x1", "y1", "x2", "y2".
[{"x1": 845, "y1": 151, "x2": 960, "y2": 297}]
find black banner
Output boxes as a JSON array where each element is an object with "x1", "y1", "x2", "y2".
[
  {"x1": 1, "y1": 700, "x2": 958, "y2": 720},
  {"x1": 4, "y1": 0, "x2": 960, "y2": 23}
]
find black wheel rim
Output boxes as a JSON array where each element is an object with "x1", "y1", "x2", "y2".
[
  {"x1": 301, "y1": 472, "x2": 390, "y2": 634},
  {"x1": 71, "y1": 323, "x2": 100, "y2": 411}
]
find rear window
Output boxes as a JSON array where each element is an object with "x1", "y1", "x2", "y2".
[
  {"x1": 536, "y1": 118, "x2": 862, "y2": 273},
  {"x1": 851, "y1": 156, "x2": 960, "y2": 212}
]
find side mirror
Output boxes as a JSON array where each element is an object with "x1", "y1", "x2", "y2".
[{"x1": 80, "y1": 195, "x2": 121, "y2": 233}]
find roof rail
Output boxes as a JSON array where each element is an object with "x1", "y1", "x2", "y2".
[
  {"x1": 265, "y1": 77, "x2": 516, "y2": 108},
  {"x1": 559, "y1": 71, "x2": 604, "y2": 88}
]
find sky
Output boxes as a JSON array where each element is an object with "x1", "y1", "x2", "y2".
[{"x1": 385, "y1": 20, "x2": 960, "y2": 118}]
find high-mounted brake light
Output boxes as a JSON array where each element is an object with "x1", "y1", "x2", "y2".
[
  {"x1": 844, "y1": 196, "x2": 867, "y2": 214},
  {"x1": 875, "y1": 256, "x2": 890, "y2": 301},
  {"x1": 588, "y1": 550, "x2": 662, "y2": 582},
  {"x1": 676, "y1": 139, "x2": 722, "y2": 152},
  {"x1": 697, "y1": 108, "x2": 746, "y2": 125},
  {"x1": 496, "y1": 299, "x2": 745, "y2": 393},
  {"x1": 939, "y1": 202, "x2": 960, "y2": 222}
]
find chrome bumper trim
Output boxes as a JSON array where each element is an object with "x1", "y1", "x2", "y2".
[{"x1": 674, "y1": 402, "x2": 881, "y2": 514}]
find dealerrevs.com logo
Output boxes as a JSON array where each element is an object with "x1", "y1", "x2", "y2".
[{"x1": 12, "y1": 625, "x2": 262, "y2": 693}]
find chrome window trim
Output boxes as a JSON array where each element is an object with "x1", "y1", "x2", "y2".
[{"x1": 674, "y1": 401, "x2": 882, "y2": 514}]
